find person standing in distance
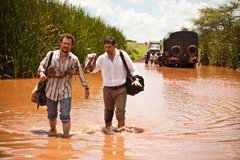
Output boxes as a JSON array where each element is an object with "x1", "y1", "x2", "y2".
[
  {"x1": 91, "y1": 36, "x2": 142, "y2": 128},
  {"x1": 38, "y1": 33, "x2": 90, "y2": 135}
]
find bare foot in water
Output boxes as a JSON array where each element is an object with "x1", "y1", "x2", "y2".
[
  {"x1": 49, "y1": 129, "x2": 57, "y2": 133},
  {"x1": 47, "y1": 129, "x2": 58, "y2": 137}
]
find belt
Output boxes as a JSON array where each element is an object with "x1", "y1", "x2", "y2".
[{"x1": 105, "y1": 83, "x2": 126, "y2": 90}]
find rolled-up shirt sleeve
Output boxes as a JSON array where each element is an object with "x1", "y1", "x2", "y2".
[{"x1": 38, "y1": 51, "x2": 51, "y2": 75}]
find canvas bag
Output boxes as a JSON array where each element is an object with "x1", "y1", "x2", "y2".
[
  {"x1": 31, "y1": 52, "x2": 53, "y2": 109},
  {"x1": 119, "y1": 50, "x2": 144, "y2": 96}
]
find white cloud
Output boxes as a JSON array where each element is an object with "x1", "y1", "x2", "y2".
[
  {"x1": 113, "y1": 7, "x2": 162, "y2": 42},
  {"x1": 95, "y1": 3, "x2": 115, "y2": 17},
  {"x1": 61, "y1": 0, "x2": 116, "y2": 17},
  {"x1": 60, "y1": 0, "x2": 238, "y2": 42},
  {"x1": 126, "y1": 0, "x2": 146, "y2": 4},
  {"x1": 144, "y1": 0, "x2": 208, "y2": 40},
  {"x1": 113, "y1": 0, "x2": 208, "y2": 42},
  {"x1": 156, "y1": 0, "x2": 169, "y2": 13}
]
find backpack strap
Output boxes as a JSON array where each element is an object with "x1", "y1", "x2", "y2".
[{"x1": 45, "y1": 51, "x2": 54, "y2": 77}]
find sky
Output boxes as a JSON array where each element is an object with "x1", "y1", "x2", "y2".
[{"x1": 59, "y1": 0, "x2": 237, "y2": 43}]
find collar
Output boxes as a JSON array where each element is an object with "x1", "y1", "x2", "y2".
[
  {"x1": 57, "y1": 50, "x2": 72, "y2": 59},
  {"x1": 116, "y1": 49, "x2": 120, "y2": 56}
]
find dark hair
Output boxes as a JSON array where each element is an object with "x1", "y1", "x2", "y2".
[
  {"x1": 103, "y1": 37, "x2": 115, "y2": 46},
  {"x1": 59, "y1": 33, "x2": 75, "y2": 45}
]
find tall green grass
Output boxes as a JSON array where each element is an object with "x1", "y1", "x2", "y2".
[
  {"x1": 200, "y1": 23, "x2": 240, "y2": 69},
  {"x1": 194, "y1": 1, "x2": 240, "y2": 69},
  {"x1": 0, "y1": 0, "x2": 127, "y2": 79}
]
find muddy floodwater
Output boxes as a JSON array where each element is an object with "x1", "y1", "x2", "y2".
[{"x1": 0, "y1": 63, "x2": 240, "y2": 160}]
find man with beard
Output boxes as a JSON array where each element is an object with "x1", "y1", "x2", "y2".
[
  {"x1": 38, "y1": 33, "x2": 90, "y2": 135},
  {"x1": 91, "y1": 36, "x2": 142, "y2": 128}
]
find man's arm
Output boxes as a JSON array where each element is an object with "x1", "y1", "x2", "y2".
[
  {"x1": 39, "y1": 71, "x2": 48, "y2": 81},
  {"x1": 38, "y1": 51, "x2": 52, "y2": 81},
  {"x1": 76, "y1": 59, "x2": 90, "y2": 99}
]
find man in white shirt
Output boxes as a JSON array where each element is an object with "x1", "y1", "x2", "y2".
[{"x1": 91, "y1": 37, "x2": 142, "y2": 128}]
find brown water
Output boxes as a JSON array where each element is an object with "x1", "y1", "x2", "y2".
[{"x1": 0, "y1": 63, "x2": 240, "y2": 160}]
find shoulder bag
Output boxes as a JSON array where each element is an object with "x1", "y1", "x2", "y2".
[
  {"x1": 31, "y1": 52, "x2": 53, "y2": 109},
  {"x1": 119, "y1": 50, "x2": 144, "y2": 96}
]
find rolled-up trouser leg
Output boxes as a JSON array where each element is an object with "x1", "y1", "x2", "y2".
[
  {"x1": 104, "y1": 110, "x2": 114, "y2": 123},
  {"x1": 115, "y1": 87, "x2": 127, "y2": 120},
  {"x1": 59, "y1": 97, "x2": 71, "y2": 123},
  {"x1": 103, "y1": 86, "x2": 115, "y2": 123},
  {"x1": 46, "y1": 97, "x2": 58, "y2": 121}
]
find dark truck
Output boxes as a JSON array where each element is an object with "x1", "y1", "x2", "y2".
[{"x1": 162, "y1": 31, "x2": 198, "y2": 67}]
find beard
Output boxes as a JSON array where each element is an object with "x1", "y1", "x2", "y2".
[
  {"x1": 62, "y1": 48, "x2": 69, "y2": 53},
  {"x1": 107, "y1": 50, "x2": 114, "y2": 55}
]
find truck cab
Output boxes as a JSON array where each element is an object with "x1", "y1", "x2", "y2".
[
  {"x1": 149, "y1": 43, "x2": 163, "y2": 66},
  {"x1": 149, "y1": 43, "x2": 161, "y2": 55}
]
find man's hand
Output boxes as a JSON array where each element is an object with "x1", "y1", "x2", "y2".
[
  {"x1": 40, "y1": 72, "x2": 48, "y2": 81},
  {"x1": 131, "y1": 80, "x2": 142, "y2": 87},
  {"x1": 85, "y1": 90, "x2": 90, "y2": 99},
  {"x1": 131, "y1": 76, "x2": 142, "y2": 87}
]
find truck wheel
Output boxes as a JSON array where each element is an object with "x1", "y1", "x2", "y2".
[
  {"x1": 170, "y1": 45, "x2": 182, "y2": 57},
  {"x1": 187, "y1": 45, "x2": 198, "y2": 57}
]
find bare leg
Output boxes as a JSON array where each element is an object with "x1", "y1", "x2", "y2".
[
  {"x1": 49, "y1": 119, "x2": 57, "y2": 133},
  {"x1": 105, "y1": 121, "x2": 112, "y2": 128},
  {"x1": 118, "y1": 120, "x2": 125, "y2": 128},
  {"x1": 63, "y1": 122, "x2": 70, "y2": 134}
]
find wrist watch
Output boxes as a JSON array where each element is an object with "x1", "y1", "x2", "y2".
[{"x1": 135, "y1": 78, "x2": 139, "y2": 81}]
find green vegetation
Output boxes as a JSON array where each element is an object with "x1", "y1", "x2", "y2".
[
  {"x1": 125, "y1": 41, "x2": 164, "y2": 60},
  {"x1": 192, "y1": 1, "x2": 240, "y2": 69},
  {"x1": 0, "y1": 0, "x2": 127, "y2": 79},
  {"x1": 126, "y1": 42, "x2": 149, "y2": 60}
]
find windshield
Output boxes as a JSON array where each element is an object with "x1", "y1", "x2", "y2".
[{"x1": 150, "y1": 44, "x2": 160, "y2": 49}]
